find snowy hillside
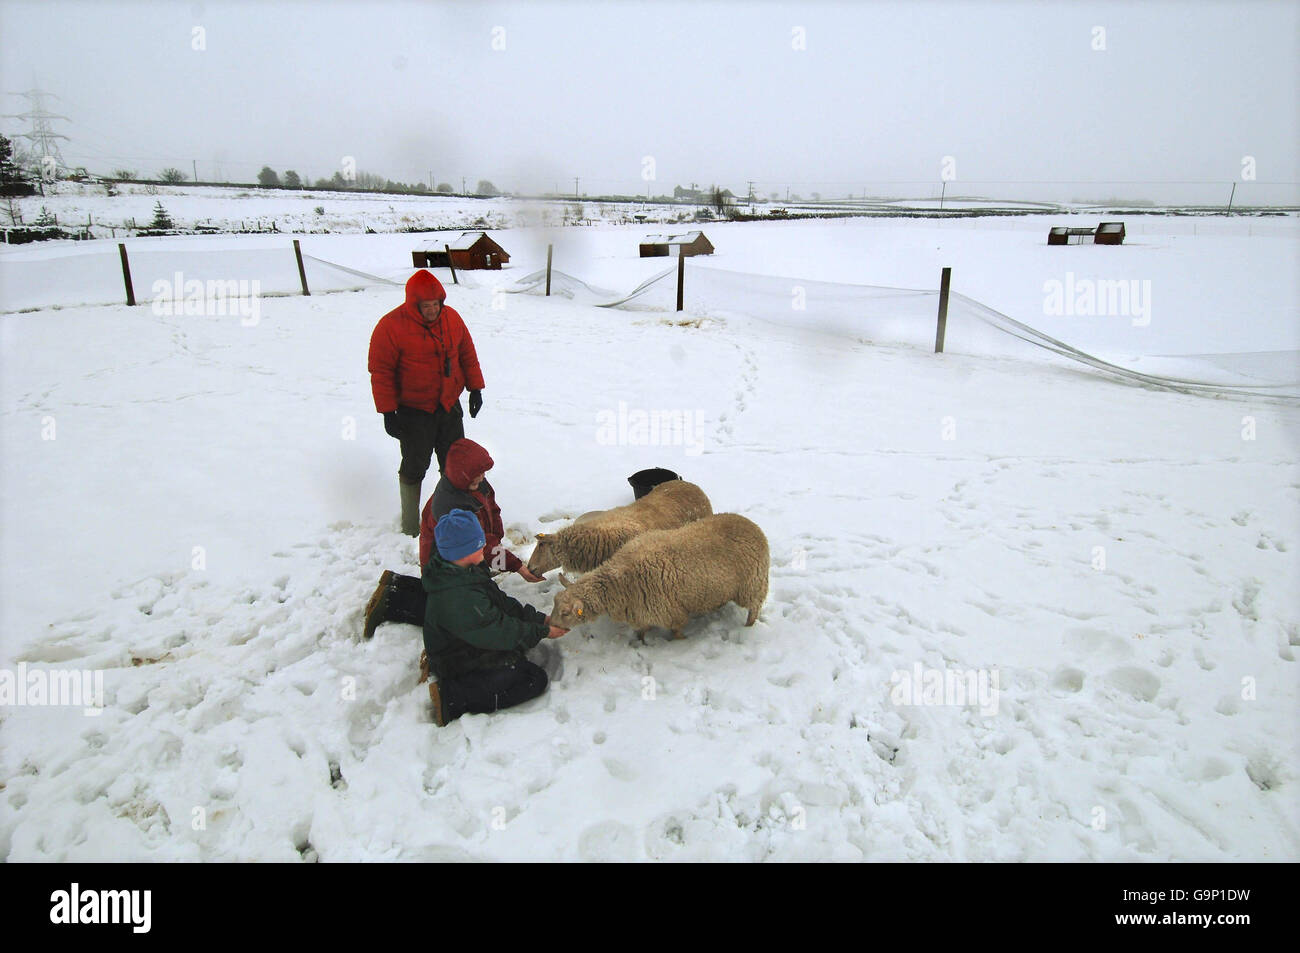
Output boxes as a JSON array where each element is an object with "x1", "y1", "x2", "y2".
[
  {"x1": 4, "y1": 182, "x2": 709, "y2": 237},
  {"x1": 1, "y1": 217, "x2": 1297, "y2": 861}
]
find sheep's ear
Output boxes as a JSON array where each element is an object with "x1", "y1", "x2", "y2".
[{"x1": 558, "y1": 573, "x2": 574, "y2": 589}]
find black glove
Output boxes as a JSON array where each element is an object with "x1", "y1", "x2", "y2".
[
  {"x1": 383, "y1": 411, "x2": 400, "y2": 438},
  {"x1": 468, "y1": 390, "x2": 483, "y2": 418}
]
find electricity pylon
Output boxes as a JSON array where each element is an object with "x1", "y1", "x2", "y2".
[{"x1": 4, "y1": 88, "x2": 71, "y2": 180}]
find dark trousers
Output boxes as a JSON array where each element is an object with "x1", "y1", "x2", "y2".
[
  {"x1": 439, "y1": 660, "x2": 549, "y2": 722},
  {"x1": 397, "y1": 403, "x2": 464, "y2": 484}
]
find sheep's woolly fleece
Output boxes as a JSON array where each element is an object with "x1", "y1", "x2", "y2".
[
  {"x1": 551, "y1": 513, "x2": 770, "y2": 636},
  {"x1": 530, "y1": 479, "x2": 712, "y2": 574}
]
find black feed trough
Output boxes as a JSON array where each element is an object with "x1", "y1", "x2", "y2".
[{"x1": 628, "y1": 468, "x2": 680, "y2": 499}]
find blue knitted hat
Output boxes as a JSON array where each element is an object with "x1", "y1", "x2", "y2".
[{"x1": 435, "y1": 508, "x2": 486, "y2": 562}]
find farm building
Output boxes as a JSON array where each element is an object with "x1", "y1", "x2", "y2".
[
  {"x1": 639, "y1": 230, "x2": 714, "y2": 258},
  {"x1": 1047, "y1": 222, "x2": 1126, "y2": 246},
  {"x1": 1094, "y1": 222, "x2": 1126, "y2": 245},
  {"x1": 412, "y1": 231, "x2": 511, "y2": 270}
]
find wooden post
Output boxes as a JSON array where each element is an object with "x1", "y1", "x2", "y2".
[
  {"x1": 293, "y1": 239, "x2": 310, "y2": 296},
  {"x1": 934, "y1": 267, "x2": 951, "y2": 353},
  {"x1": 118, "y1": 243, "x2": 136, "y2": 306},
  {"x1": 445, "y1": 244, "x2": 458, "y2": 285},
  {"x1": 1227, "y1": 182, "x2": 1237, "y2": 215},
  {"x1": 676, "y1": 248, "x2": 685, "y2": 312},
  {"x1": 545, "y1": 243, "x2": 553, "y2": 296}
]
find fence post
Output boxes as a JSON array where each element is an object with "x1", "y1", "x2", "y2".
[
  {"x1": 934, "y1": 267, "x2": 951, "y2": 353},
  {"x1": 545, "y1": 243, "x2": 553, "y2": 296},
  {"x1": 119, "y1": 243, "x2": 136, "y2": 306},
  {"x1": 445, "y1": 244, "x2": 458, "y2": 285},
  {"x1": 293, "y1": 239, "x2": 310, "y2": 296},
  {"x1": 676, "y1": 248, "x2": 685, "y2": 312}
]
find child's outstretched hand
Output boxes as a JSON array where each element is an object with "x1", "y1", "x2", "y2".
[{"x1": 547, "y1": 625, "x2": 569, "y2": 639}]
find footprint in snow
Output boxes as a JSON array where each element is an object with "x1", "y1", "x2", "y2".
[{"x1": 1104, "y1": 666, "x2": 1160, "y2": 703}]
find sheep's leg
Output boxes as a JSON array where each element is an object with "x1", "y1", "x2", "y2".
[
  {"x1": 634, "y1": 627, "x2": 649, "y2": 643},
  {"x1": 670, "y1": 627, "x2": 685, "y2": 641},
  {"x1": 745, "y1": 606, "x2": 759, "y2": 626}
]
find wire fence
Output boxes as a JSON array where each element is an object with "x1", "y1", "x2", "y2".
[
  {"x1": 2, "y1": 239, "x2": 1296, "y2": 402},
  {"x1": 505, "y1": 262, "x2": 1300, "y2": 402}
]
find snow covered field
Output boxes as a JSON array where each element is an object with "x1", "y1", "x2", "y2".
[{"x1": 1, "y1": 216, "x2": 1297, "y2": 861}]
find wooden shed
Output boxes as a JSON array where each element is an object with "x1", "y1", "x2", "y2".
[
  {"x1": 639, "y1": 230, "x2": 714, "y2": 258},
  {"x1": 1048, "y1": 222, "x2": 1126, "y2": 246},
  {"x1": 1094, "y1": 221, "x2": 1126, "y2": 245},
  {"x1": 412, "y1": 231, "x2": 511, "y2": 270}
]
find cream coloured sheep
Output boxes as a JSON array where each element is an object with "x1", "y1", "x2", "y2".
[
  {"x1": 549, "y1": 513, "x2": 769, "y2": 639},
  {"x1": 527, "y1": 479, "x2": 712, "y2": 576}
]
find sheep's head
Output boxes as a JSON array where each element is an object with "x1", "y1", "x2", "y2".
[
  {"x1": 550, "y1": 579, "x2": 590, "y2": 630},
  {"x1": 527, "y1": 533, "x2": 561, "y2": 575}
]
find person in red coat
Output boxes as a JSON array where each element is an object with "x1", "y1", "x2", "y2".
[
  {"x1": 362, "y1": 438, "x2": 543, "y2": 641},
  {"x1": 368, "y1": 270, "x2": 485, "y2": 536}
]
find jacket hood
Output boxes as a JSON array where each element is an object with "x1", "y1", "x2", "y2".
[
  {"x1": 444, "y1": 438, "x2": 494, "y2": 490},
  {"x1": 404, "y1": 270, "x2": 447, "y2": 319}
]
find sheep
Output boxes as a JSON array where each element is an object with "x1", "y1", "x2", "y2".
[
  {"x1": 527, "y1": 479, "x2": 712, "y2": 576},
  {"x1": 549, "y1": 513, "x2": 769, "y2": 640}
]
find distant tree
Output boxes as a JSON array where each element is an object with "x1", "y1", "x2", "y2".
[
  {"x1": 257, "y1": 166, "x2": 280, "y2": 188},
  {"x1": 476, "y1": 180, "x2": 500, "y2": 197},
  {"x1": 436, "y1": 182, "x2": 453, "y2": 193},
  {"x1": 810, "y1": 192, "x2": 821, "y2": 202},
  {"x1": 712, "y1": 186, "x2": 728, "y2": 217},
  {"x1": 149, "y1": 201, "x2": 174, "y2": 230},
  {"x1": 34, "y1": 205, "x2": 56, "y2": 226},
  {"x1": 0, "y1": 134, "x2": 36, "y2": 196},
  {"x1": 353, "y1": 170, "x2": 387, "y2": 191},
  {"x1": 283, "y1": 170, "x2": 301, "y2": 189},
  {"x1": 159, "y1": 167, "x2": 186, "y2": 183},
  {"x1": 111, "y1": 168, "x2": 138, "y2": 180}
]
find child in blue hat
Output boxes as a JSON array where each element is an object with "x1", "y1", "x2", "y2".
[{"x1": 420, "y1": 509, "x2": 569, "y2": 725}]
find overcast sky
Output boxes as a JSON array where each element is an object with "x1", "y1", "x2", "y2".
[{"x1": 2, "y1": 0, "x2": 1296, "y2": 203}]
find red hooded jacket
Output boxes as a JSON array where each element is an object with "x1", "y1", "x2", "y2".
[
  {"x1": 368, "y1": 271, "x2": 485, "y2": 415},
  {"x1": 418, "y1": 438, "x2": 523, "y2": 573}
]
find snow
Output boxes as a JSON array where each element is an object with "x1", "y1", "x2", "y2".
[{"x1": 1, "y1": 215, "x2": 1297, "y2": 861}]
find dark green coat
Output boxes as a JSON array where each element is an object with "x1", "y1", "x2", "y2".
[{"x1": 421, "y1": 554, "x2": 549, "y2": 679}]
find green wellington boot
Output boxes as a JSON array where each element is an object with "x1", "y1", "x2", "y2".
[{"x1": 399, "y1": 479, "x2": 421, "y2": 537}]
